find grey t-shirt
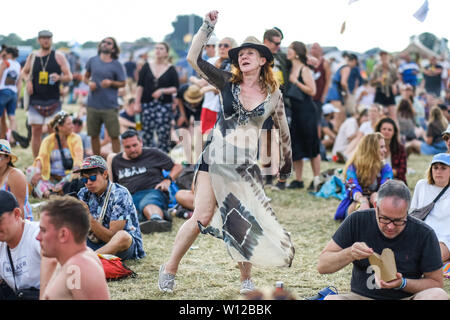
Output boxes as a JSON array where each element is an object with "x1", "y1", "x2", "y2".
[
  {"x1": 111, "y1": 148, "x2": 174, "y2": 194},
  {"x1": 86, "y1": 56, "x2": 126, "y2": 109}
]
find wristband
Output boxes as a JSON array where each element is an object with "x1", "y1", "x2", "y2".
[
  {"x1": 164, "y1": 176, "x2": 173, "y2": 182},
  {"x1": 395, "y1": 277, "x2": 407, "y2": 290}
]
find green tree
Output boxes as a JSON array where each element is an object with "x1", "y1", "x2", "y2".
[{"x1": 164, "y1": 14, "x2": 202, "y2": 52}]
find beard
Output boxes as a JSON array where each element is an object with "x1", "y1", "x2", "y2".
[{"x1": 100, "y1": 46, "x2": 113, "y2": 55}]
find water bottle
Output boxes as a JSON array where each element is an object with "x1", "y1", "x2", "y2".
[{"x1": 135, "y1": 114, "x2": 142, "y2": 131}]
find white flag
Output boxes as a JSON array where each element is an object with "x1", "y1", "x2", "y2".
[{"x1": 413, "y1": 0, "x2": 429, "y2": 22}]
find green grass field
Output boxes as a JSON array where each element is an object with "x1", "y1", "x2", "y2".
[{"x1": 12, "y1": 105, "x2": 450, "y2": 300}]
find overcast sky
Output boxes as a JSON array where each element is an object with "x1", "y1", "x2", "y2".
[{"x1": 1, "y1": 0, "x2": 448, "y2": 53}]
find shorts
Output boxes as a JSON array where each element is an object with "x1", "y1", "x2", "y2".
[
  {"x1": 329, "y1": 291, "x2": 415, "y2": 300},
  {"x1": 86, "y1": 106, "x2": 120, "y2": 138},
  {"x1": 87, "y1": 234, "x2": 137, "y2": 260},
  {"x1": 374, "y1": 88, "x2": 396, "y2": 106},
  {"x1": 132, "y1": 188, "x2": 169, "y2": 222},
  {"x1": 27, "y1": 102, "x2": 62, "y2": 126},
  {"x1": 0, "y1": 89, "x2": 17, "y2": 116},
  {"x1": 200, "y1": 108, "x2": 218, "y2": 134}
]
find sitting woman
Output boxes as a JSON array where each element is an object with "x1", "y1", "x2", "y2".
[
  {"x1": 375, "y1": 117, "x2": 407, "y2": 184},
  {"x1": 410, "y1": 153, "x2": 450, "y2": 263},
  {"x1": 27, "y1": 111, "x2": 83, "y2": 198},
  {"x1": 406, "y1": 106, "x2": 448, "y2": 156},
  {"x1": 0, "y1": 139, "x2": 33, "y2": 220},
  {"x1": 334, "y1": 132, "x2": 393, "y2": 220}
]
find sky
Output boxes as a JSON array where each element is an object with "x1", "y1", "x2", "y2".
[{"x1": 1, "y1": 0, "x2": 448, "y2": 53}]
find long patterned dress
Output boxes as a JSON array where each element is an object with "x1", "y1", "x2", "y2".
[{"x1": 187, "y1": 21, "x2": 295, "y2": 268}]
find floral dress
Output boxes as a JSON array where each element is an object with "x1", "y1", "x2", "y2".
[{"x1": 187, "y1": 21, "x2": 295, "y2": 267}]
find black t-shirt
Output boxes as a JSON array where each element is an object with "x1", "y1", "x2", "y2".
[
  {"x1": 427, "y1": 121, "x2": 445, "y2": 144},
  {"x1": 137, "y1": 63, "x2": 179, "y2": 104},
  {"x1": 423, "y1": 64, "x2": 442, "y2": 94},
  {"x1": 111, "y1": 148, "x2": 174, "y2": 194},
  {"x1": 332, "y1": 209, "x2": 442, "y2": 300}
]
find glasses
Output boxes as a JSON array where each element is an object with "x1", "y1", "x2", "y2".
[
  {"x1": 218, "y1": 43, "x2": 230, "y2": 48},
  {"x1": 377, "y1": 210, "x2": 407, "y2": 226},
  {"x1": 269, "y1": 39, "x2": 281, "y2": 46},
  {"x1": 81, "y1": 175, "x2": 98, "y2": 184}
]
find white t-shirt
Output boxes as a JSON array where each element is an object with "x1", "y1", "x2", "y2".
[
  {"x1": 0, "y1": 59, "x2": 21, "y2": 92},
  {"x1": 359, "y1": 121, "x2": 374, "y2": 135},
  {"x1": 201, "y1": 56, "x2": 221, "y2": 113},
  {"x1": 332, "y1": 117, "x2": 359, "y2": 155},
  {"x1": 0, "y1": 220, "x2": 41, "y2": 290},
  {"x1": 410, "y1": 179, "x2": 450, "y2": 250}
]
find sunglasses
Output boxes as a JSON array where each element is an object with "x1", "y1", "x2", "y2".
[
  {"x1": 81, "y1": 175, "x2": 98, "y2": 184},
  {"x1": 269, "y1": 39, "x2": 281, "y2": 46},
  {"x1": 218, "y1": 43, "x2": 230, "y2": 48}
]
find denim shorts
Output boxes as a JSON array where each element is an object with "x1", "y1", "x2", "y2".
[
  {"x1": 132, "y1": 188, "x2": 169, "y2": 222},
  {"x1": 87, "y1": 235, "x2": 137, "y2": 261},
  {"x1": 0, "y1": 89, "x2": 17, "y2": 116}
]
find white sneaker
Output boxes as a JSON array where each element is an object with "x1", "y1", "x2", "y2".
[{"x1": 240, "y1": 279, "x2": 255, "y2": 294}]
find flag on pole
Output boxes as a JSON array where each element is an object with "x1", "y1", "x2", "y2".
[{"x1": 413, "y1": 0, "x2": 429, "y2": 22}]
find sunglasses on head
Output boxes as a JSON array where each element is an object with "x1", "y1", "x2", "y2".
[
  {"x1": 218, "y1": 43, "x2": 230, "y2": 48},
  {"x1": 81, "y1": 175, "x2": 98, "y2": 184}
]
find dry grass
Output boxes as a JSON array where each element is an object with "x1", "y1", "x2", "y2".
[{"x1": 12, "y1": 105, "x2": 450, "y2": 300}]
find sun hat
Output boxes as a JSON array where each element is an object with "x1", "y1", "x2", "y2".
[
  {"x1": 0, "y1": 139, "x2": 18, "y2": 163},
  {"x1": 228, "y1": 36, "x2": 274, "y2": 66},
  {"x1": 0, "y1": 190, "x2": 19, "y2": 217},
  {"x1": 431, "y1": 153, "x2": 450, "y2": 167},
  {"x1": 183, "y1": 84, "x2": 204, "y2": 104},
  {"x1": 73, "y1": 155, "x2": 107, "y2": 173},
  {"x1": 322, "y1": 103, "x2": 340, "y2": 115}
]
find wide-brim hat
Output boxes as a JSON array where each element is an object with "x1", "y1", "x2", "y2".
[
  {"x1": 228, "y1": 36, "x2": 274, "y2": 67},
  {"x1": 183, "y1": 84, "x2": 204, "y2": 104},
  {"x1": 0, "y1": 139, "x2": 18, "y2": 163},
  {"x1": 73, "y1": 155, "x2": 107, "y2": 173}
]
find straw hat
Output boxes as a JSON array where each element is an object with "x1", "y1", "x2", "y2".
[
  {"x1": 183, "y1": 84, "x2": 204, "y2": 104},
  {"x1": 228, "y1": 36, "x2": 274, "y2": 66},
  {"x1": 0, "y1": 139, "x2": 18, "y2": 163}
]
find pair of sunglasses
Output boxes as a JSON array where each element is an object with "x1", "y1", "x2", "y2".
[{"x1": 81, "y1": 175, "x2": 98, "y2": 184}]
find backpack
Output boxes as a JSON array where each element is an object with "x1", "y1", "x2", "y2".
[{"x1": 98, "y1": 254, "x2": 137, "y2": 281}]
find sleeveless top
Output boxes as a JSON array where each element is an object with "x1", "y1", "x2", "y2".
[
  {"x1": 313, "y1": 58, "x2": 327, "y2": 101},
  {"x1": 30, "y1": 50, "x2": 61, "y2": 102}
]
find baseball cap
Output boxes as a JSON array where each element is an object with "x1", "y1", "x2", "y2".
[
  {"x1": 0, "y1": 190, "x2": 19, "y2": 217},
  {"x1": 73, "y1": 155, "x2": 107, "y2": 173},
  {"x1": 207, "y1": 35, "x2": 218, "y2": 46},
  {"x1": 431, "y1": 153, "x2": 450, "y2": 167},
  {"x1": 322, "y1": 103, "x2": 340, "y2": 115},
  {"x1": 38, "y1": 30, "x2": 53, "y2": 38}
]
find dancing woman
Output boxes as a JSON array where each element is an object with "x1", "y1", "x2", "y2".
[{"x1": 158, "y1": 10, "x2": 294, "y2": 294}]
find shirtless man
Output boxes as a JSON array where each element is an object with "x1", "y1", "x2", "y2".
[{"x1": 37, "y1": 196, "x2": 110, "y2": 300}]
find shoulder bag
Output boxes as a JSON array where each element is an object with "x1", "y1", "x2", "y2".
[
  {"x1": 23, "y1": 52, "x2": 36, "y2": 110},
  {"x1": 6, "y1": 246, "x2": 40, "y2": 300},
  {"x1": 409, "y1": 185, "x2": 449, "y2": 221},
  {"x1": 285, "y1": 67, "x2": 305, "y2": 102}
]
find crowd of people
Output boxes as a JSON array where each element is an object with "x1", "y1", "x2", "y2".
[{"x1": 0, "y1": 8, "x2": 449, "y2": 300}]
